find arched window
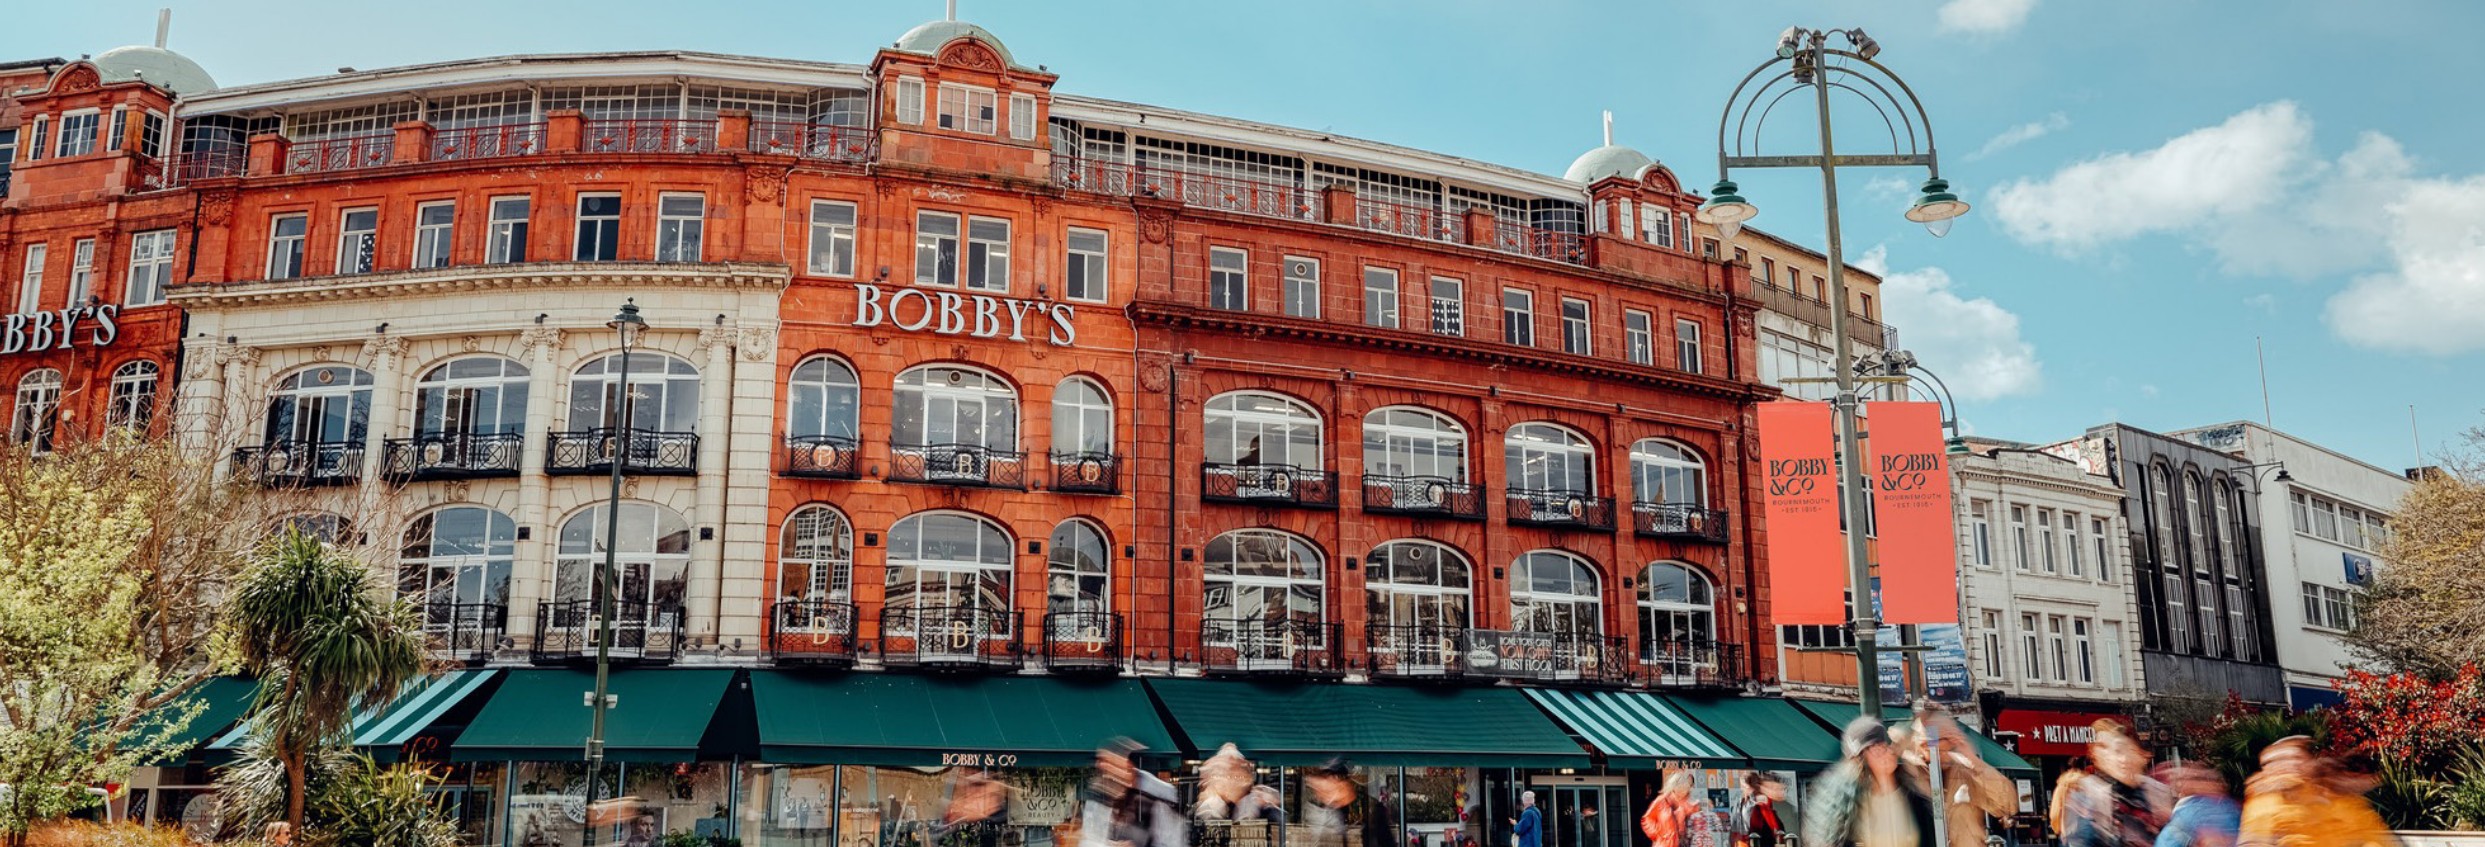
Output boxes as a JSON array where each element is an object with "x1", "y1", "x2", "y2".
[
  {"x1": 1362, "y1": 407, "x2": 1468, "y2": 512},
  {"x1": 398, "y1": 506, "x2": 516, "y2": 653},
  {"x1": 265, "y1": 365, "x2": 374, "y2": 479},
  {"x1": 1206, "y1": 391, "x2": 1323, "y2": 469},
  {"x1": 2211, "y1": 477, "x2": 2236, "y2": 574},
  {"x1": 787, "y1": 356, "x2": 861, "y2": 444},
  {"x1": 893, "y1": 364, "x2": 1017, "y2": 450},
  {"x1": 1639, "y1": 562, "x2": 1717, "y2": 676},
  {"x1": 1630, "y1": 439, "x2": 1707, "y2": 506},
  {"x1": 106, "y1": 361, "x2": 159, "y2": 432},
  {"x1": 884, "y1": 511, "x2": 1013, "y2": 617},
  {"x1": 1506, "y1": 423, "x2": 1597, "y2": 521},
  {"x1": 553, "y1": 503, "x2": 692, "y2": 634},
  {"x1": 1202, "y1": 529, "x2": 1325, "y2": 648},
  {"x1": 1510, "y1": 551, "x2": 1603, "y2": 637},
  {"x1": 1365, "y1": 540, "x2": 1470, "y2": 674},
  {"x1": 276, "y1": 512, "x2": 353, "y2": 545},
  {"x1": 1047, "y1": 519, "x2": 1111, "y2": 618},
  {"x1": 2149, "y1": 463, "x2": 2188, "y2": 653},
  {"x1": 415, "y1": 357, "x2": 530, "y2": 437},
  {"x1": 2183, "y1": 471, "x2": 2207, "y2": 574},
  {"x1": 779, "y1": 504, "x2": 854, "y2": 603},
  {"x1": 567, "y1": 352, "x2": 699, "y2": 432},
  {"x1": 12, "y1": 369, "x2": 62, "y2": 452},
  {"x1": 1052, "y1": 377, "x2": 1114, "y2": 459}
]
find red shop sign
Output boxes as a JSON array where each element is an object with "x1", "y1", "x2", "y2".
[{"x1": 1994, "y1": 709, "x2": 2132, "y2": 758}]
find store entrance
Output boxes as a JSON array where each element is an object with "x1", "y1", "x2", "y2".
[{"x1": 1525, "y1": 780, "x2": 1627, "y2": 847}]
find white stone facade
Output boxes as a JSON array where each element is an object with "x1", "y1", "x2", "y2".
[{"x1": 1952, "y1": 445, "x2": 2147, "y2": 704}]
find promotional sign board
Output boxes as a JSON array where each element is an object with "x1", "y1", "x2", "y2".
[
  {"x1": 1757, "y1": 402, "x2": 1844, "y2": 624},
  {"x1": 1868, "y1": 402, "x2": 1959, "y2": 625},
  {"x1": 1993, "y1": 709, "x2": 2132, "y2": 758},
  {"x1": 1464, "y1": 629, "x2": 1560, "y2": 678}
]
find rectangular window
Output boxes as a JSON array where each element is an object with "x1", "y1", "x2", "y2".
[
  {"x1": 336, "y1": 208, "x2": 378, "y2": 274},
  {"x1": 965, "y1": 216, "x2": 1011, "y2": 292},
  {"x1": 106, "y1": 106, "x2": 127, "y2": 154},
  {"x1": 2093, "y1": 518, "x2": 2114, "y2": 582},
  {"x1": 574, "y1": 194, "x2": 621, "y2": 262},
  {"x1": 1064, "y1": 228, "x2": 1108, "y2": 302},
  {"x1": 16, "y1": 244, "x2": 46, "y2": 313},
  {"x1": 1760, "y1": 258, "x2": 1776, "y2": 287},
  {"x1": 1786, "y1": 265, "x2": 1803, "y2": 290},
  {"x1": 1812, "y1": 276, "x2": 1827, "y2": 301},
  {"x1": 125, "y1": 230, "x2": 175, "y2": 307},
  {"x1": 1675, "y1": 319, "x2": 1702, "y2": 374},
  {"x1": 2313, "y1": 498, "x2": 2338, "y2": 540},
  {"x1": 1641, "y1": 206, "x2": 1675, "y2": 248},
  {"x1": 2048, "y1": 616, "x2": 2068, "y2": 681},
  {"x1": 2037, "y1": 508, "x2": 2058, "y2": 573},
  {"x1": 2075, "y1": 619, "x2": 2095, "y2": 684},
  {"x1": 1981, "y1": 610, "x2": 2004, "y2": 679},
  {"x1": 66, "y1": 239, "x2": 94, "y2": 307},
  {"x1": 0, "y1": 128, "x2": 16, "y2": 181},
  {"x1": 140, "y1": 110, "x2": 167, "y2": 158},
  {"x1": 1502, "y1": 288, "x2": 1535, "y2": 347},
  {"x1": 1560, "y1": 297, "x2": 1591, "y2": 354},
  {"x1": 266, "y1": 216, "x2": 306, "y2": 280},
  {"x1": 1616, "y1": 200, "x2": 1633, "y2": 238},
  {"x1": 2019, "y1": 614, "x2": 2040, "y2": 685},
  {"x1": 1208, "y1": 247, "x2": 1248, "y2": 311},
  {"x1": 1363, "y1": 267, "x2": 1400, "y2": 329},
  {"x1": 914, "y1": 211, "x2": 960, "y2": 287},
  {"x1": 486, "y1": 196, "x2": 530, "y2": 264},
  {"x1": 2010, "y1": 505, "x2": 2030, "y2": 571},
  {"x1": 2102, "y1": 621, "x2": 2127, "y2": 687},
  {"x1": 808, "y1": 201, "x2": 858, "y2": 277},
  {"x1": 412, "y1": 202, "x2": 455, "y2": 269},
  {"x1": 937, "y1": 83, "x2": 998, "y2": 134},
  {"x1": 2340, "y1": 506, "x2": 2366, "y2": 549},
  {"x1": 1859, "y1": 292, "x2": 1876, "y2": 320},
  {"x1": 56, "y1": 111, "x2": 99, "y2": 158},
  {"x1": 2197, "y1": 576, "x2": 2224, "y2": 656},
  {"x1": 2290, "y1": 492, "x2": 2310, "y2": 533},
  {"x1": 28, "y1": 117, "x2": 48, "y2": 162},
  {"x1": 1624, "y1": 309, "x2": 1653, "y2": 365},
  {"x1": 1429, "y1": 277, "x2": 1464, "y2": 336},
  {"x1": 2301, "y1": 583, "x2": 2326, "y2": 628},
  {"x1": 1009, "y1": 93, "x2": 1038, "y2": 141},
  {"x1": 1281, "y1": 256, "x2": 1320, "y2": 318},
  {"x1": 1701, "y1": 238, "x2": 1719, "y2": 259},
  {"x1": 2163, "y1": 571, "x2": 2190, "y2": 652},
  {"x1": 1733, "y1": 247, "x2": 1750, "y2": 266},
  {"x1": 1971, "y1": 501, "x2": 1994, "y2": 567},
  {"x1": 2232, "y1": 584, "x2": 2257, "y2": 661},
  {"x1": 656, "y1": 193, "x2": 705, "y2": 263},
  {"x1": 896, "y1": 77, "x2": 925, "y2": 125},
  {"x1": 2064, "y1": 512, "x2": 2085, "y2": 576}
]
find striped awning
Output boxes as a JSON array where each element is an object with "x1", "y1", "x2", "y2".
[
  {"x1": 211, "y1": 670, "x2": 499, "y2": 758},
  {"x1": 1521, "y1": 688, "x2": 1745, "y2": 769}
]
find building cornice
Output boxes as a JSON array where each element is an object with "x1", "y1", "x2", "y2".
[{"x1": 168, "y1": 261, "x2": 792, "y2": 309}]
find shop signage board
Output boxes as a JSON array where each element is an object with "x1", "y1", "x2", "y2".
[
  {"x1": 1993, "y1": 709, "x2": 2132, "y2": 758},
  {"x1": 1868, "y1": 402, "x2": 1958, "y2": 625},
  {"x1": 1, "y1": 305, "x2": 121, "y2": 355},
  {"x1": 1756, "y1": 402, "x2": 1844, "y2": 624},
  {"x1": 1463, "y1": 629, "x2": 1559, "y2": 678},
  {"x1": 853, "y1": 283, "x2": 1077, "y2": 346}
]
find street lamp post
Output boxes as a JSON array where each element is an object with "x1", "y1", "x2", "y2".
[
  {"x1": 584, "y1": 300, "x2": 646, "y2": 847},
  {"x1": 1700, "y1": 27, "x2": 1969, "y2": 720}
]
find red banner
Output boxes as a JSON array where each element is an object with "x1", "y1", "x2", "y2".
[
  {"x1": 1869, "y1": 402, "x2": 1959, "y2": 625},
  {"x1": 1994, "y1": 709, "x2": 2132, "y2": 758},
  {"x1": 1757, "y1": 402, "x2": 1844, "y2": 625}
]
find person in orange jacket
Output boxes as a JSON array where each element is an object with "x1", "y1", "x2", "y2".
[
  {"x1": 1641, "y1": 772, "x2": 1713, "y2": 847},
  {"x1": 2235, "y1": 737, "x2": 2395, "y2": 847}
]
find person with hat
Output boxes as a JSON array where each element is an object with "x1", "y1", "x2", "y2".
[
  {"x1": 1892, "y1": 704, "x2": 2015, "y2": 847},
  {"x1": 1083, "y1": 738, "x2": 1187, "y2": 847},
  {"x1": 1802, "y1": 716, "x2": 1938, "y2": 847}
]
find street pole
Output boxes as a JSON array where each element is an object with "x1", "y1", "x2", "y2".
[
  {"x1": 1807, "y1": 43, "x2": 1886, "y2": 721},
  {"x1": 584, "y1": 300, "x2": 644, "y2": 847}
]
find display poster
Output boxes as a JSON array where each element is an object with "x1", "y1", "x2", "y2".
[{"x1": 1757, "y1": 402, "x2": 1844, "y2": 624}]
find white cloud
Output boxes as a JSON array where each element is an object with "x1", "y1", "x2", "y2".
[
  {"x1": 1938, "y1": 0, "x2": 2039, "y2": 35},
  {"x1": 1857, "y1": 246, "x2": 2045, "y2": 401},
  {"x1": 1988, "y1": 102, "x2": 2312, "y2": 252},
  {"x1": 2324, "y1": 174, "x2": 2485, "y2": 354},
  {"x1": 1969, "y1": 112, "x2": 2070, "y2": 160}
]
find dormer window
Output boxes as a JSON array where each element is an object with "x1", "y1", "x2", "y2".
[
  {"x1": 938, "y1": 83, "x2": 997, "y2": 135},
  {"x1": 55, "y1": 111, "x2": 100, "y2": 159}
]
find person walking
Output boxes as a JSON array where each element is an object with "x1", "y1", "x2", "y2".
[
  {"x1": 1641, "y1": 772, "x2": 1711, "y2": 847},
  {"x1": 1801, "y1": 716, "x2": 1938, "y2": 847},
  {"x1": 1895, "y1": 705, "x2": 2016, "y2": 847},
  {"x1": 2235, "y1": 737, "x2": 2394, "y2": 847},
  {"x1": 1514, "y1": 792, "x2": 1543, "y2": 847},
  {"x1": 2051, "y1": 761, "x2": 2092, "y2": 845},
  {"x1": 2065, "y1": 722, "x2": 2169, "y2": 847},
  {"x1": 1740, "y1": 775, "x2": 1788, "y2": 847},
  {"x1": 1082, "y1": 738, "x2": 1186, "y2": 847},
  {"x1": 1365, "y1": 782, "x2": 1401, "y2": 847},
  {"x1": 2153, "y1": 764, "x2": 2239, "y2": 847}
]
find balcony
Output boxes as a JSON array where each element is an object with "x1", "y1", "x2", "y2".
[
  {"x1": 429, "y1": 121, "x2": 547, "y2": 162},
  {"x1": 1048, "y1": 452, "x2": 1120, "y2": 495},
  {"x1": 1200, "y1": 463, "x2": 1339, "y2": 510},
  {"x1": 1039, "y1": 611, "x2": 1125, "y2": 674},
  {"x1": 233, "y1": 439, "x2": 365, "y2": 487},
  {"x1": 1366, "y1": 624, "x2": 1472, "y2": 681},
  {"x1": 545, "y1": 428, "x2": 699, "y2": 476},
  {"x1": 584, "y1": 118, "x2": 715, "y2": 154},
  {"x1": 878, "y1": 606, "x2": 1023, "y2": 672},
  {"x1": 1360, "y1": 474, "x2": 1487, "y2": 520},
  {"x1": 383, "y1": 433, "x2": 524, "y2": 481},
  {"x1": 748, "y1": 121, "x2": 875, "y2": 163},
  {"x1": 1199, "y1": 619, "x2": 1343, "y2": 678},
  {"x1": 887, "y1": 442, "x2": 1026, "y2": 489},
  {"x1": 530, "y1": 599, "x2": 685, "y2": 665},
  {"x1": 1641, "y1": 641, "x2": 1745, "y2": 690},
  {"x1": 1505, "y1": 489, "x2": 1616, "y2": 532},
  {"x1": 1752, "y1": 283, "x2": 1888, "y2": 350},
  {"x1": 421, "y1": 602, "x2": 504, "y2": 665},
  {"x1": 1631, "y1": 502, "x2": 1730, "y2": 543},
  {"x1": 283, "y1": 131, "x2": 393, "y2": 175},
  {"x1": 782, "y1": 435, "x2": 862, "y2": 479},
  {"x1": 1356, "y1": 194, "x2": 1463, "y2": 243},
  {"x1": 1490, "y1": 220, "x2": 1590, "y2": 266},
  {"x1": 768, "y1": 600, "x2": 860, "y2": 668}
]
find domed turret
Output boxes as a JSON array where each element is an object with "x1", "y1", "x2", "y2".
[
  {"x1": 1564, "y1": 144, "x2": 1656, "y2": 185},
  {"x1": 894, "y1": 19, "x2": 1018, "y2": 68},
  {"x1": 93, "y1": 45, "x2": 216, "y2": 95}
]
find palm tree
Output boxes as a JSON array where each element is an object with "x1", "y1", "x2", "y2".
[{"x1": 229, "y1": 528, "x2": 429, "y2": 834}]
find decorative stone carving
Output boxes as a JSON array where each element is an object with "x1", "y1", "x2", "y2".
[
  {"x1": 1030, "y1": 197, "x2": 1054, "y2": 217},
  {"x1": 520, "y1": 326, "x2": 565, "y2": 356},
  {"x1": 444, "y1": 480, "x2": 472, "y2": 502},
  {"x1": 360, "y1": 335, "x2": 408, "y2": 365},
  {"x1": 621, "y1": 477, "x2": 642, "y2": 499},
  {"x1": 745, "y1": 166, "x2": 790, "y2": 203},
  {"x1": 200, "y1": 189, "x2": 237, "y2": 226},
  {"x1": 1138, "y1": 359, "x2": 1171, "y2": 393},
  {"x1": 950, "y1": 343, "x2": 970, "y2": 360},
  {"x1": 914, "y1": 186, "x2": 970, "y2": 202},
  {"x1": 1137, "y1": 209, "x2": 1173, "y2": 244},
  {"x1": 184, "y1": 347, "x2": 220, "y2": 380},
  {"x1": 938, "y1": 41, "x2": 1003, "y2": 72},
  {"x1": 698, "y1": 326, "x2": 738, "y2": 356},
  {"x1": 737, "y1": 327, "x2": 776, "y2": 361},
  {"x1": 53, "y1": 64, "x2": 101, "y2": 93},
  {"x1": 217, "y1": 345, "x2": 262, "y2": 370},
  {"x1": 461, "y1": 335, "x2": 483, "y2": 353}
]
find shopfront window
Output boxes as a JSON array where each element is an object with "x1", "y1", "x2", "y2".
[
  {"x1": 552, "y1": 502, "x2": 691, "y2": 629},
  {"x1": 510, "y1": 762, "x2": 731, "y2": 847},
  {"x1": 738, "y1": 765, "x2": 1091, "y2": 847},
  {"x1": 1203, "y1": 529, "x2": 1325, "y2": 645},
  {"x1": 1510, "y1": 550, "x2": 1602, "y2": 638}
]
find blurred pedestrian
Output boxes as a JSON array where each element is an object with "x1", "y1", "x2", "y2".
[
  {"x1": 1083, "y1": 738, "x2": 1186, "y2": 847},
  {"x1": 1302, "y1": 759, "x2": 1357, "y2": 847},
  {"x1": 2153, "y1": 763, "x2": 2238, "y2": 847},
  {"x1": 1513, "y1": 792, "x2": 1543, "y2": 847},
  {"x1": 1895, "y1": 704, "x2": 2016, "y2": 847},
  {"x1": 1642, "y1": 772, "x2": 1713, "y2": 847},
  {"x1": 1236, "y1": 785, "x2": 1287, "y2": 827},
  {"x1": 2065, "y1": 721, "x2": 2168, "y2": 847},
  {"x1": 1196, "y1": 744, "x2": 1257, "y2": 820},
  {"x1": 1802, "y1": 716, "x2": 1938, "y2": 847},
  {"x1": 1366, "y1": 781, "x2": 1400, "y2": 847},
  {"x1": 2051, "y1": 761, "x2": 2091, "y2": 844},
  {"x1": 2236, "y1": 737, "x2": 2394, "y2": 847},
  {"x1": 1739, "y1": 775, "x2": 1788, "y2": 847}
]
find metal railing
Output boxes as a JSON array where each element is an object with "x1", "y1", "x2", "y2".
[
  {"x1": 1360, "y1": 474, "x2": 1487, "y2": 520},
  {"x1": 383, "y1": 433, "x2": 524, "y2": 480},
  {"x1": 879, "y1": 605, "x2": 1023, "y2": 670},
  {"x1": 421, "y1": 602, "x2": 504, "y2": 664},
  {"x1": 1641, "y1": 641, "x2": 1744, "y2": 690},
  {"x1": 1544, "y1": 633, "x2": 1635, "y2": 685},
  {"x1": 530, "y1": 599, "x2": 685, "y2": 665},
  {"x1": 1049, "y1": 452, "x2": 1120, "y2": 495},
  {"x1": 1039, "y1": 610, "x2": 1125, "y2": 673},
  {"x1": 1356, "y1": 194, "x2": 1463, "y2": 243},
  {"x1": 783, "y1": 435, "x2": 862, "y2": 479},
  {"x1": 1505, "y1": 489, "x2": 1616, "y2": 531},
  {"x1": 1631, "y1": 502, "x2": 1730, "y2": 543},
  {"x1": 430, "y1": 121, "x2": 547, "y2": 162},
  {"x1": 545, "y1": 428, "x2": 699, "y2": 475},
  {"x1": 232, "y1": 439, "x2": 365, "y2": 487},
  {"x1": 747, "y1": 121, "x2": 875, "y2": 163},
  {"x1": 1752, "y1": 283, "x2": 1887, "y2": 350},
  {"x1": 1050, "y1": 158, "x2": 1323, "y2": 221},
  {"x1": 1199, "y1": 619, "x2": 1342, "y2": 676},
  {"x1": 768, "y1": 599, "x2": 860, "y2": 667},
  {"x1": 163, "y1": 148, "x2": 246, "y2": 186},
  {"x1": 887, "y1": 442, "x2": 1026, "y2": 489},
  {"x1": 1492, "y1": 219, "x2": 1590, "y2": 266},
  {"x1": 283, "y1": 131, "x2": 394, "y2": 175},
  {"x1": 0, "y1": 171, "x2": 9, "y2": 197},
  {"x1": 1366, "y1": 623, "x2": 1472, "y2": 680},
  {"x1": 584, "y1": 118, "x2": 715, "y2": 154},
  {"x1": 1200, "y1": 463, "x2": 1339, "y2": 509}
]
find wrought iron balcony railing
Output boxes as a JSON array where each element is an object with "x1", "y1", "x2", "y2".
[
  {"x1": 1360, "y1": 474, "x2": 1487, "y2": 520},
  {"x1": 1491, "y1": 220, "x2": 1589, "y2": 266},
  {"x1": 1039, "y1": 610, "x2": 1125, "y2": 674},
  {"x1": 545, "y1": 428, "x2": 699, "y2": 476},
  {"x1": 1641, "y1": 641, "x2": 1745, "y2": 690},
  {"x1": 1631, "y1": 502, "x2": 1730, "y2": 543},
  {"x1": 879, "y1": 605, "x2": 1022, "y2": 671},
  {"x1": 1199, "y1": 618, "x2": 1342, "y2": 677},
  {"x1": 1505, "y1": 489, "x2": 1616, "y2": 531},
  {"x1": 284, "y1": 131, "x2": 394, "y2": 175},
  {"x1": 747, "y1": 121, "x2": 875, "y2": 163},
  {"x1": 233, "y1": 439, "x2": 365, "y2": 487},
  {"x1": 1200, "y1": 463, "x2": 1339, "y2": 509},
  {"x1": 1366, "y1": 623, "x2": 1472, "y2": 680},
  {"x1": 783, "y1": 435, "x2": 862, "y2": 479},
  {"x1": 530, "y1": 599, "x2": 685, "y2": 665},
  {"x1": 1357, "y1": 194, "x2": 1464, "y2": 243},
  {"x1": 768, "y1": 599, "x2": 860, "y2": 668},
  {"x1": 383, "y1": 433, "x2": 523, "y2": 481},
  {"x1": 1049, "y1": 452, "x2": 1120, "y2": 495},
  {"x1": 584, "y1": 118, "x2": 715, "y2": 154},
  {"x1": 1454, "y1": 629, "x2": 1634, "y2": 686},
  {"x1": 430, "y1": 121, "x2": 547, "y2": 162},
  {"x1": 887, "y1": 442, "x2": 1026, "y2": 489},
  {"x1": 421, "y1": 602, "x2": 504, "y2": 665}
]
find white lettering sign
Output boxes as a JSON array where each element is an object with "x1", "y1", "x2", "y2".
[
  {"x1": 855, "y1": 284, "x2": 1076, "y2": 346},
  {"x1": 1, "y1": 306, "x2": 120, "y2": 356},
  {"x1": 2038, "y1": 724, "x2": 2097, "y2": 745}
]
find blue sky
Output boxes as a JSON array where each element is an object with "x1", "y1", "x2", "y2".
[{"x1": 13, "y1": 0, "x2": 2483, "y2": 471}]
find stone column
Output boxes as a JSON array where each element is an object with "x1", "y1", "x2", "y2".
[
  {"x1": 508, "y1": 326, "x2": 564, "y2": 652},
  {"x1": 689, "y1": 325, "x2": 737, "y2": 647},
  {"x1": 359, "y1": 335, "x2": 407, "y2": 491},
  {"x1": 176, "y1": 339, "x2": 227, "y2": 453},
  {"x1": 716, "y1": 322, "x2": 780, "y2": 654}
]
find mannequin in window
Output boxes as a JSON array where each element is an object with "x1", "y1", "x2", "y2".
[{"x1": 1239, "y1": 437, "x2": 1263, "y2": 466}]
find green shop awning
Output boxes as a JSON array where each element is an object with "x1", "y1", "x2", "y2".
[
  {"x1": 1790, "y1": 700, "x2": 2040, "y2": 779},
  {"x1": 1522, "y1": 689, "x2": 1744, "y2": 770},
  {"x1": 453, "y1": 669, "x2": 738, "y2": 763},
  {"x1": 1664, "y1": 695, "x2": 1843, "y2": 771},
  {"x1": 1146, "y1": 679, "x2": 1589, "y2": 768},
  {"x1": 752, "y1": 672, "x2": 1175, "y2": 767},
  {"x1": 134, "y1": 677, "x2": 261, "y2": 765},
  {"x1": 209, "y1": 670, "x2": 500, "y2": 760}
]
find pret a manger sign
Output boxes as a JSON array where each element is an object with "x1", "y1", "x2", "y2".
[
  {"x1": 1, "y1": 305, "x2": 122, "y2": 355},
  {"x1": 853, "y1": 284, "x2": 1077, "y2": 346}
]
